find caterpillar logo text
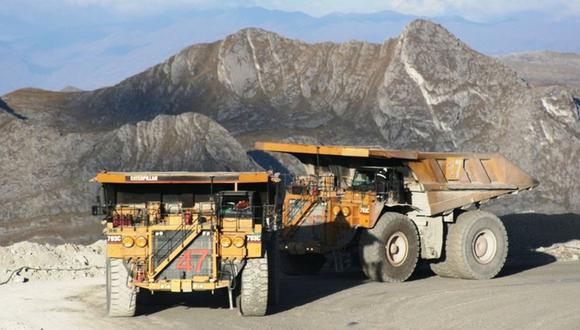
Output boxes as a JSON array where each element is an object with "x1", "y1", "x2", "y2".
[{"x1": 129, "y1": 175, "x2": 158, "y2": 181}]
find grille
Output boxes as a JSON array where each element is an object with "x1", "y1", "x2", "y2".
[{"x1": 154, "y1": 231, "x2": 213, "y2": 279}]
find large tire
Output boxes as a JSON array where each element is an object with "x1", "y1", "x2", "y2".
[
  {"x1": 106, "y1": 258, "x2": 136, "y2": 317},
  {"x1": 359, "y1": 212, "x2": 420, "y2": 282},
  {"x1": 429, "y1": 256, "x2": 457, "y2": 278},
  {"x1": 239, "y1": 252, "x2": 269, "y2": 316},
  {"x1": 432, "y1": 211, "x2": 508, "y2": 280},
  {"x1": 429, "y1": 223, "x2": 459, "y2": 278},
  {"x1": 281, "y1": 253, "x2": 326, "y2": 275}
]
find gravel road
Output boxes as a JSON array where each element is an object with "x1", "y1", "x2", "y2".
[{"x1": 2, "y1": 261, "x2": 579, "y2": 329}]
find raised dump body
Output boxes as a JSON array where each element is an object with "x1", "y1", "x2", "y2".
[
  {"x1": 255, "y1": 141, "x2": 538, "y2": 281},
  {"x1": 257, "y1": 142, "x2": 537, "y2": 216},
  {"x1": 93, "y1": 171, "x2": 281, "y2": 317}
]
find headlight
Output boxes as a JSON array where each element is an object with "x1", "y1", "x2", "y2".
[
  {"x1": 332, "y1": 206, "x2": 341, "y2": 216},
  {"x1": 341, "y1": 206, "x2": 351, "y2": 217},
  {"x1": 122, "y1": 236, "x2": 134, "y2": 248},
  {"x1": 221, "y1": 236, "x2": 232, "y2": 248},
  {"x1": 233, "y1": 236, "x2": 245, "y2": 248},
  {"x1": 135, "y1": 236, "x2": 148, "y2": 248}
]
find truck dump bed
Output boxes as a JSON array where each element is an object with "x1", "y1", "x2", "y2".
[{"x1": 255, "y1": 142, "x2": 538, "y2": 216}]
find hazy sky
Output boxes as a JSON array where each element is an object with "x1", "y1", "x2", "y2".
[
  {"x1": 1, "y1": 0, "x2": 579, "y2": 94},
  {"x1": 4, "y1": 0, "x2": 580, "y2": 21}
]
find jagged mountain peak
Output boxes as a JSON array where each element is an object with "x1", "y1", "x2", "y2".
[
  {"x1": 0, "y1": 20, "x2": 578, "y2": 245},
  {"x1": 400, "y1": 19, "x2": 455, "y2": 41},
  {"x1": 229, "y1": 27, "x2": 284, "y2": 39}
]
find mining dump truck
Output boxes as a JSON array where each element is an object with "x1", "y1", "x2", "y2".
[
  {"x1": 92, "y1": 171, "x2": 281, "y2": 317},
  {"x1": 255, "y1": 141, "x2": 538, "y2": 282}
]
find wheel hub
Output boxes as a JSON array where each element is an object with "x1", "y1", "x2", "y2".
[
  {"x1": 472, "y1": 229, "x2": 497, "y2": 264},
  {"x1": 385, "y1": 231, "x2": 409, "y2": 267}
]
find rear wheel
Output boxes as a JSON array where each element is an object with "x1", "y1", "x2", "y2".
[
  {"x1": 429, "y1": 257, "x2": 456, "y2": 278},
  {"x1": 106, "y1": 258, "x2": 136, "y2": 317},
  {"x1": 431, "y1": 211, "x2": 508, "y2": 280},
  {"x1": 239, "y1": 252, "x2": 269, "y2": 316},
  {"x1": 359, "y1": 212, "x2": 420, "y2": 282},
  {"x1": 281, "y1": 253, "x2": 326, "y2": 275}
]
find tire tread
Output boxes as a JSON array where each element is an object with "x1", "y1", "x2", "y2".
[
  {"x1": 359, "y1": 212, "x2": 420, "y2": 283},
  {"x1": 436, "y1": 211, "x2": 508, "y2": 280},
  {"x1": 240, "y1": 253, "x2": 269, "y2": 316},
  {"x1": 107, "y1": 258, "x2": 136, "y2": 317}
]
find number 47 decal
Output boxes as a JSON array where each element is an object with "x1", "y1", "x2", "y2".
[{"x1": 176, "y1": 249, "x2": 209, "y2": 273}]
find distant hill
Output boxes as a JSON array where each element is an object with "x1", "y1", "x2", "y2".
[
  {"x1": 2, "y1": 7, "x2": 580, "y2": 95},
  {"x1": 60, "y1": 86, "x2": 83, "y2": 92},
  {"x1": 499, "y1": 52, "x2": 580, "y2": 89},
  {"x1": 1, "y1": 20, "x2": 578, "y2": 244}
]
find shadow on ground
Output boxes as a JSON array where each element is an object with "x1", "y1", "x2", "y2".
[
  {"x1": 135, "y1": 213, "x2": 580, "y2": 316},
  {"x1": 499, "y1": 213, "x2": 580, "y2": 276},
  {"x1": 135, "y1": 290, "x2": 234, "y2": 316},
  {"x1": 134, "y1": 272, "x2": 367, "y2": 316}
]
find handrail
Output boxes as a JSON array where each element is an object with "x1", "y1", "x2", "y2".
[
  {"x1": 282, "y1": 195, "x2": 317, "y2": 238},
  {"x1": 154, "y1": 222, "x2": 191, "y2": 263}
]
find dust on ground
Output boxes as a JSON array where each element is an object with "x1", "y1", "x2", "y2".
[{"x1": 0, "y1": 240, "x2": 105, "y2": 284}]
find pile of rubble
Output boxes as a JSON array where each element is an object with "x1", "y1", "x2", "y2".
[
  {"x1": 536, "y1": 240, "x2": 580, "y2": 261},
  {"x1": 0, "y1": 240, "x2": 105, "y2": 284}
]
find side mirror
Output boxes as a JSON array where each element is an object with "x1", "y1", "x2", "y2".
[
  {"x1": 92, "y1": 191, "x2": 106, "y2": 216},
  {"x1": 92, "y1": 205, "x2": 103, "y2": 216}
]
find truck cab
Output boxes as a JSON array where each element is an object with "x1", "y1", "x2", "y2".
[{"x1": 92, "y1": 171, "x2": 281, "y2": 317}]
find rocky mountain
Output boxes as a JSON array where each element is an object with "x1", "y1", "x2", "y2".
[
  {"x1": 499, "y1": 51, "x2": 580, "y2": 89},
  {"x1": 0, "y1": 111, "x2": 258, "y2": 244},
  {"x1": 1, "y1": 19, "x2": 578, "y2": 244},
  {"x1": 4, "y1": 6, "x2": 580, "y2": 95}
]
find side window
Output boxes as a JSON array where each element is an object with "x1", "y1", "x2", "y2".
[
  {"x1": 219, "y1": 192, "x2": 253, "y2": 217},
  {"x1": 351, "y1": 169, "x2": 376, "y2": 191}
]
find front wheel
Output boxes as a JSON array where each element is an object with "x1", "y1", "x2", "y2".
[
  {"x1": 239, "y1": 252, "x2": 269, "y2": 316},
  {"x1": 106, "y1": 258, "x2": 137, "y2": 317},
  {"x1": 359, "y1": 212, "x2": 420, "y2": 282}
]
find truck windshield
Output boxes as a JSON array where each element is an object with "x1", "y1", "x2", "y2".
[
  {"x1": 219, "y1": 192, "x2": 255, "y2": 218},
  {"x1": 351, "y1": 169, "x2": 377, "y2": 191}
]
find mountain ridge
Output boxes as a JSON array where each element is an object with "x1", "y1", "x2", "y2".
[
  {"x1": 3, "y1": 6, "x2": 580, "y2": 95},
  {"x1": 1, "y1": 19, "x2": 578, "y2": 244},
  {"x1": 499, "y1": 51, "x2": 580, "y2": 89}
]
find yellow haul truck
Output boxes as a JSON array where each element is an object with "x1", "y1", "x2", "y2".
[
  {"x1": 92, "y1": 171, "x2": 281, "y2": 317},
  {"x1": 255, "y1": 142, "x2": 538, "y2": 282}
]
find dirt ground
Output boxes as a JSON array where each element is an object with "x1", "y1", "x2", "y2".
[
  {"x1": 2, "y1": 261, "x2": 580, "y2": 330},
  {"x1": 2, "y1": 212, "x2": 580, "y2": 329}
]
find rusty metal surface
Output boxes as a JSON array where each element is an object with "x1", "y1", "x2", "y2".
[{"x1": 255, "y1": 141, "x2": 538, "y2": 216}]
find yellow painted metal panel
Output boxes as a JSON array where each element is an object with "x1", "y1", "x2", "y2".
[
  {"x1": 465, "y1": 158, "x2": 491, "y2": 184},
  {"x1": 181, "y1": 280, "x2": 193, "y2": 292},
  {"x1": 445, "y1": 157, "x2": 464, "y2": 181},
  {"x1": 368, "y1": 149, "x2": 419, "y2": 160},
  {"x1": 246, "y1": 241, "x2": 261, "y2": 257},
  {"x1": 106, "y1": 244, "x2": 123, "y2": 258},
  {"x1": 256, "y1": 141, "x2": 369, "y2": 157},
  {"x1": 94, "y1": 171, "x2": 270, "y2": 184},
  {"x1": 170, "y1": 280, "x2": 181, "y2": 292},
  {"x1": 238, "y1": 172, "x2": 270, "y2": 183},
  {"x1": 94, "y1": 172, "x2": 126, "y2": 183},
  {"x1": 193, "y1": 276, "x2": 210, "y2": 282}
]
